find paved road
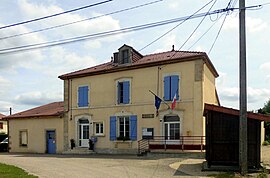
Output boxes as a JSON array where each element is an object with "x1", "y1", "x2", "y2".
[{"x1": 0, "y1": 153, "x2": 196, "y2": 178}]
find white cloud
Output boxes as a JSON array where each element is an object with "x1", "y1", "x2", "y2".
[
  {"x1": 0, "y1": 76, "x2": 11, "y2": 96},
  {"x1": 247, "y1": 17, "x2": 268, "y2": 32},
  {"x1": 83, "y1": 40, "x2": 102, "y2": 50},
  {"x1": 0, "y1": 101, "x2": 13, "y2": 115},
  {"x1": 194, "y1": 46, "x2": 205, "y2": 52},
  {"x1": 216, "y1": 72, "x2": 227, "y2": 86},
  {"x1": 14, "y1": 91, "x2": 62, "y2": 106},
  {"x1": 18, "y1": 0, "x2": 122, "y2": 42},
  {"x1": 218, "y1": 87, "x2": 239, "y2": 102},
  {"x1": 260, "y1": 62, "x2": 270, "y2": 71},
  {"x1": 0, "y1": 76, "x2": 11, "y2": 87},
  {"x1": 247, "y1": 87, "x2": 270, "y2": 103},
  {"x1": 39, "y1": 47, "x2": 98, "y2": 77},
  {"x1": 224, "y1": 15, "x2": 267, "y2": 33},
  {"x1": 167, "y1": 2, "x2": 181, "y2": 10},
  {"x1": 153, "y1": 34, "x2": 176, "y2": 53},
  {"x1": 267, "y1": 75, "x2": 270, "y2": 82},
  {"x1": 0, "y1": 23, "x2": 45, "y2": 72},
  {"x1": 18, "y1": 0, "x2": 61, "y2": 19},
  {"x1": 218, "y1": 86, "x2": 270, "y2": 107}
]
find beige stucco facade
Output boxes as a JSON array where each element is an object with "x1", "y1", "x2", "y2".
[
  {"x1": 63, "y1": 57, "x2": 219, "y2": 153},
  {"x1": 8, "y1": 117, "x2": 64, "y2": 153}
]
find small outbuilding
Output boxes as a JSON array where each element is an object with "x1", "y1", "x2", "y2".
[
  {"x1": 0, "y1": 113, "x2": 7, "y2": 135},
  {"x1": 5, "y1": 102, "x2": 64, "y2": 154},
  {"x1": 204, "y1": 104, "x2": 270, "y2": 170}
]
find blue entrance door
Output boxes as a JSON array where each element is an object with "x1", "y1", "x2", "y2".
[{"x1": 47, "y1": 131, "x2": 56, "y2": 154}]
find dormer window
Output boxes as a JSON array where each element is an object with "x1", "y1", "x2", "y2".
[
  {"x1": 121, "y1": 49, "x2": 129, "y2": 64},
  {"x1": 112, "y1": 44, "x2": 143, "y2": 65}
]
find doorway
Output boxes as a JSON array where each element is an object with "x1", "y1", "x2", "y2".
[
  {"x1": 164, "y1": 115, "x2": 180, "y2": 144},
  {"x1": 78, "y1": 119, "x2": 90, "y2": 147},
  {"x1": 46, "y1": 130, "x2": 56, "y2": 154}
]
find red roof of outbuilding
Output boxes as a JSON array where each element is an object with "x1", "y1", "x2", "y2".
[
  {"x1": 204, "y1": 103, "x2": 270, "y2": 122},
  {"x1": 59, "y1": 50, "x2": 218, "y2": 79},
  {"x1": 0, "y1": 113, "x2": 5, "y2": 120},
  {"x1": 5, "y1": 102, "x2": 64, "y2": 119}
]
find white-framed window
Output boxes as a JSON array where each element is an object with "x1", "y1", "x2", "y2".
[
  {"x1": 19, "y1": 130, "x2": 28, "y2": 147},
  {"x1": 94, "y1": 122, "x2": 104, "y2": 135},
  {"x1": 164, "y1": 115, "x2": 180, "y2": 140},
  {"x1": 118, "y1": 116, "x2": 130, "y2": 139},
  {"x1": 109, "y1": 115, "x2": 137, "y2": 141}
]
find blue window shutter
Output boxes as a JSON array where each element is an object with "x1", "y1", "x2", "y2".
[
  {"x1": 130, "y1": 115, "x2": 137, "y2": 141},
  {"x1": 83, "y1": 86, "x2": 89, "y2": 106},
  {"x1": 164, "y1": 76, "x2": 171, "y2": 101},
  {"x1": 171, "y1": 75, "x2": 179, "y2": 100},
  {"x1": 78, "y1": 86, "x2": 88, "y2": 107},
  {"x1": 110, "y1": 116, "x2": 117, "y2": 141},
  {"x1": 117, "y1": 82, "x2": 120, "y2": 104},
  {"x1": 123, "y1": 81, "x2": 130, "y2": 104},
  {"x1": 87, "y1": 86, "x2": 90, "y2": 105},
  {"x1": 78, "y1": 87, "x2": 83, "y2": 107}
]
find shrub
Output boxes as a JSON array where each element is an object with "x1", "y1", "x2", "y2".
[{"x1": 262, "y1": 140, "x2": 270, "y2": 146}]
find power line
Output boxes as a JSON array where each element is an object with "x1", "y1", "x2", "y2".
[
  {"x1": 187, "y1": 16, "x2": 220, "y2": 50},
  {"x1": 0, "y1": 0, "x2": 163, "y2": 41},
  {"x1": 208, "y1": 13, "x2": 228, "y2": 54},
  {"x1": 208, "y1": 5, "x2": 231, "y2": 54},
  {"x1": 177, "y1": 0, "x2": 217, "y2": 51},
  {"x1": 260, "y1": 2, "x2": 270, "y2": 6},
  {"x1": 139, "y1": 0, "x2": 216, "y2": 51},
  {"x1": 0, "y1": 0, "x2": 113, "y2": 30},
  {"x1": 0, "y1": 7, "x2": 236, "y2": 55},
  {"x1": 188, "y1": 0, "x2": 236, "y2": 51}
]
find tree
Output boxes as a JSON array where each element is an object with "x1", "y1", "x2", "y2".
[{"x1": 258, "y1": 99, "x2": 270, "y2": 141}]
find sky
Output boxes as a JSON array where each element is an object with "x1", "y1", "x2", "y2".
[{"x1": 0, "y1": 0, "x2": 269, "y2": 115}]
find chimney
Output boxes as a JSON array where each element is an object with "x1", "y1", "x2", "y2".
[{"x1": 172, "y1": 45, "x2": 175, "y2": 51}]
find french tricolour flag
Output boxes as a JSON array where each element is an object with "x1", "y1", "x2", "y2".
[{"x1": 171, "y1": 93, "x2": 177, "y2": 110}]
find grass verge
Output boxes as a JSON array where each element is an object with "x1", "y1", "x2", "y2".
[{"x1": 0, "y1": 163, "x2": 38, "y2": 178}]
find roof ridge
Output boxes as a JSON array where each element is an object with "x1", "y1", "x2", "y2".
[
  {"x1": 143, "y1": 50, "x2": 205, "y2": 57},
  {"x1": 59, "y1": 61, "x2": 112, "y2": 77},
  {"x1": 58, "y1": 46, "x2": 217, "y2": 80},
  {"x1": 5, "y1": 101, "x2": 63, "y2": 118},
  {"x1": 0, "y1": 113, "x2": 5, "y2": 119}
]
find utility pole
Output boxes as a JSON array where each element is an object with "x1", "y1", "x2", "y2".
[
  {"x1": 9, "y1": 107, "x2": 12, "y2": 115},
  {"x1": 239, "y1": 0, "x2": 248, "y2": 175}
]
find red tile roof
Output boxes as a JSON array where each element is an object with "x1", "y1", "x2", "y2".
[
  {"x1": 0, "y1": 113, "x2": 5, "y2": 120},
  {"x1": 5, "y1": 102, "x2": 64, "y2": 119},
  {"x1": 59, "y1": 49, "x2": 218, "y2": 79},
  {"x1": 204, "y1": 103, "x2": 270, "y2": 122}
]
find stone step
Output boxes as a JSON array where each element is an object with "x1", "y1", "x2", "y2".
[{"x1": 62, "y1": 147, "x2": 96, "y2": 155}]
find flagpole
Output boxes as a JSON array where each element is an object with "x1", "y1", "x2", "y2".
[{"x1": 149, "y1": 90, "x2": 171, "y2": 109}]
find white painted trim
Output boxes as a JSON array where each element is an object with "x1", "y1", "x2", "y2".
[
  {"x1": 74, "y1": 114, "x2": 92, "y2": 147},
  {"x1": 158, "y1": 110, "x2": 184, "y2": 137},
  {"x1": 93, "y1": 121, "x2": 105, "y2": 136},
  {"x1": 115, "y1": 78, "x2": 132, "y2": 105}
]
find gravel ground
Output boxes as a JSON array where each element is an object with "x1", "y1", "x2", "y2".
[
  {"x1": 262, "y1": 145, "x2": 270, "y2": 166},
  {"x1": 0, "y1": 147, "x2": 268, "y2": 178},
  {"x1": 0, "y1": 153, "x2": 188, "y2": 178}
]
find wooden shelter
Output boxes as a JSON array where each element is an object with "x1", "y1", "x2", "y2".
[{"x1": 204, "y1": 104, "x2": 270, "y2": 169}]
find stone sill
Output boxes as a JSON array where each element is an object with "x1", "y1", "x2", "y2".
[{"x1": 114, "y1": 140, "x2": 133, "y2": 149}]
